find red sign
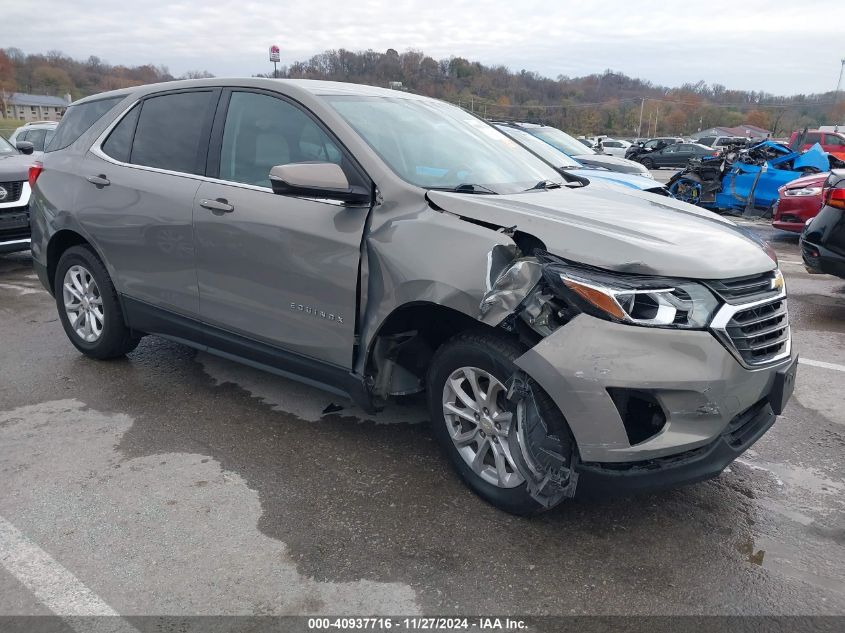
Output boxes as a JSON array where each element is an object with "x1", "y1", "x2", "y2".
[{"x1": 269, "y1": 46, "x2": 280, "y2": 63}]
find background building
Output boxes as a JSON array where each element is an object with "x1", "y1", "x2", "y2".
[
  {"x1": 1, "y1": 92, "x2": 71, "y2": 121},
  {"x1": 690, "y1": 124, "x2": 771, "y2": 141}
]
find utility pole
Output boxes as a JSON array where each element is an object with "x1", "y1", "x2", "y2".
[
  {"x1": 637, "y1": 97, "x2": 645, "y2": 141},
  {"x1": 654, "y1": 105, "x2": 660, "y2": 137},
  {"x1": 835, "y1": 57, "x2": 845, "y2": 132}
]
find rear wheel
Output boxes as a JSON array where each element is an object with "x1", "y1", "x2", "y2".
[
  {"x1": 426, "y1": 331, "x2": 574, "y2": 515},
  {"x1": 55, "y1": 245, "x2": 140, "y2": 359},
  {"x1": 640, "y1": 157, "x2": 655, "y2": 170}
]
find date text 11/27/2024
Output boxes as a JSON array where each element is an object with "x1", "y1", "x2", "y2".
[{"x1": 307, "y1": 617, "x2": 528, "y2": 630}]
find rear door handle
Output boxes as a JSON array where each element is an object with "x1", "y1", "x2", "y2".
[
  {"x1": 86, "y1": 174, "x2": 110, "y2": 187},
  {"x1": 199, "y1": 198, "x2": 234, "y2": 213}
]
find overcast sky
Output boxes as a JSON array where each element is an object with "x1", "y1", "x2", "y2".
[{"x1": 5, "y1": 0, "x2": 843, "y2": 95}]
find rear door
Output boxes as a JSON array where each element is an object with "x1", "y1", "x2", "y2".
[
  {"x1": 79, "y1": 88, "x2": 220, "y2": 317},
  {"x1": 193, "y1": 88, "x2": 372, "y2": 368}
]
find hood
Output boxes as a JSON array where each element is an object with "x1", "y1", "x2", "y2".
[
  {"x1": 573, "y1": 153, "x2": 650, "y2": 176},
  {"x1": 573, "y1": 168, "x2": 663, "y2": 192},
  {"x1": 427, "y1": 184, "x2": 775, "y2": 280},
  {"x1": 0, "y1": 152, "x2": 39, "y2": 181},
  {"x1": 778, "y1": 172, "x2": 828, "y2": 193}
]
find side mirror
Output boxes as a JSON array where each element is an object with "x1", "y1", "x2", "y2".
[
  {"x1": 16, "y1": 141, "x2": 35, "y2": 155},
  {"x1": 269, "y1": 162, "x2": 370, "y2": 205}
]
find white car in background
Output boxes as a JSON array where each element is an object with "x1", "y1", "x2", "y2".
[
  {"x1": 598, "y1": 138, "x2": 632, "y2": 157},
  {"x1": 8, "y1": 121, "x2": 58, "y2": 152}
]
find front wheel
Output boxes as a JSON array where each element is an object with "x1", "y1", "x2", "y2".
[
  {"x1": 426, "y1": 331, "x2": 575, "y2": 515},
  {"x1": 640, "y1": 157, "x2": 655, "y2": 170},
  {"x1": 55, "y1": 245, "x2": 141, "y2": 359}
]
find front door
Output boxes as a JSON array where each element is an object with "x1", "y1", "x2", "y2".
[{"x1": 193, "y1": 89, "x2": 371, "y2": 369}]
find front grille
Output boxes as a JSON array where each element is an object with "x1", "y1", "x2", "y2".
[
  {"x1": 706, "y1": 271, "x2": 779, "y2": 304},
  {"x1": 0, "y1": 181, "x2": 24, "y2": 203},
  {"x1": 723, "y1": 297, "x2": 789, "y2": 365}
]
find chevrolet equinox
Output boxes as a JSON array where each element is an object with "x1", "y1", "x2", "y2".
[{"x1": 30, "y1": 79, "x2": 797, "y2": 514}]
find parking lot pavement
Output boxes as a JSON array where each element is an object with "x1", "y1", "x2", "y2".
[
  {"x1": 1, "y1": 224, "x2": 843, "y2": 620},
  {"x1": 649, "y1": 168, "x2": 680, "y2": 183}
]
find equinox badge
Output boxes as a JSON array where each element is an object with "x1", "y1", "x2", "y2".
[{"x1": 290, "y1": 302, "x2": 344, "y2": 324}]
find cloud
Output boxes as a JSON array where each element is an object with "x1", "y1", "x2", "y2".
[{"x1": 4, "y1": 0, "x2": 842, "y2": 95}]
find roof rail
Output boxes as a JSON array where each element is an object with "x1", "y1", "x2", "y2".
[{"x1": 24, "y1": 120, "x2": 56, "y2": 126}]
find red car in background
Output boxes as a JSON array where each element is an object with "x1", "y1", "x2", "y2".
[
  {"x1": 772, "y1": 172, "x2": 828, "y2": 233},
  {"x1": 788, "y1": 130, "x2": 845, "y2": 161}
]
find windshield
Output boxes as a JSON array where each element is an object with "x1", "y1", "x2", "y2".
[
  {"x1": 495, "y1": 125, "x2": 582, "y2": 169},
  {"x1": 0, "y1": 135, "x2": 16, "y2": 156},
  {"x1": 522, "y1": 126, "x2": 596, "y2": 156},
  {"x1": 327, "y1": 96, "x2": 561, "y2": 194}
]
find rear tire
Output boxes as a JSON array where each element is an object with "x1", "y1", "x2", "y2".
[
  {"x1": 640, "y1": 157, "x2": 654, "y2": 170},
  {"x1": 55, "y1": 245, "x2": 140, "y2": 359},
  {"x1": 426, "y1": 331, "x2": 574, "y2": 515}
]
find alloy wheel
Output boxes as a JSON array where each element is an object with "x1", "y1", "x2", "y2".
[
  {"x1": 63, "y1": 265, "x2": 104, "y2": 343},
  {"x1": 441, "y1": 366, "x2": 524, "y2": 488}
]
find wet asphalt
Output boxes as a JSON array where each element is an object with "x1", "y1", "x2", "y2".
[{"x1": 0, "y1": 220, "x2": 843, "y2": 617}]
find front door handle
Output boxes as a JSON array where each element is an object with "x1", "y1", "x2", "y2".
[
  {"x1": 199, "y1": 198, "x2": 234, "y2": 214},
  {"x1": 86, "y1": 174, "x2": 110, "y2": 187}
]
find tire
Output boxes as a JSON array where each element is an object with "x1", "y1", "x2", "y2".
[
  {"x1": 640, "y1": 157, "x2": 654, "y2": 170},
  {"x1": 426, "y1": 331, "x2": 574, "y2": 515},
  {"x1": 54, "y1": 245, "x2": 140, "y2": 359}
]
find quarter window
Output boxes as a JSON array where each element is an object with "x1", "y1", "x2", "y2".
[
  {"x1": 47, "y1": 96, "x2": 123, "y2": 151},
  {"x1": 219, "y1": 91, "x2": 343, "y2": 188},
  {"x1": 130, "y1": 91, "x2": 217, "y2": 175}
]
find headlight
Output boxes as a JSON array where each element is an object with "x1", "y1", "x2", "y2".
[
  {"x1": 784, "y1": 186, "x2": 822, "y2": 197},
  {"x1": 539, "y1": 255, "x2": 719, "y2": 329}
]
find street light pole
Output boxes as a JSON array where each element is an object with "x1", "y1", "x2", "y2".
[
  {"x1": 637, "y1": 98, "x2": 645, "y2": 140},
  {"x1": 835, "y1": 57, "x2": 845, "y2": 132}
]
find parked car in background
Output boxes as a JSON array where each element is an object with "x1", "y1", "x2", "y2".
[
  {"x1": 697, "y1": 136, "x2": 749, "y2": 149},
  {"x1": 624, "y1": 137, "x2": 685, "y2": 160},
  {"x1": 636, "y1": 142, "x2": 718, "y2": 169},
  {"x1": 499, "y1": 122, "x2": 653, "y2": 177},
  {"x1": 8, "y1": 121, "x2": 58, "y2": 152},
  {"x1": 494, "y1": 124, "x2": 668, "y2": 195},
  {"x1": 801, "y1": 170, "x2": 845, "y2": 278},
  {"x1": 597, "y1": 138, "x2": 632, "y2": 157},
  {"x1": 789, "y1": 130, "x2": 845, "y2": 161},
  {"x1": 772, "y1": 173, "x2": 828, "y2": 233},
  {"x1": 578, "y1": 138, "x2": 597, "y2": 149},
  {"x1": 0, "y1": 134, "x2": 36, "y2": 254},
  {"x1": 30, "y1": 79, "x2": 794, "y2": 515}
]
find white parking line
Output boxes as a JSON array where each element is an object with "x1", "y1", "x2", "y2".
[
  {"x1": 800, "y1": 358, "x2": 845, "y2": 373},
  {"x1": 0, "y1": 515, "x2": 137, "y2": 632}
]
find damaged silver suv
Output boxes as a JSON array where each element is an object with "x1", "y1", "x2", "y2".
[{"x1": 30, "y1": 79, "x2": 797, "y2": 514}]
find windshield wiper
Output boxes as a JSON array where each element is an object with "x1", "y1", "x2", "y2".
[
  {"x1": 447, "y1": 183, "x2": 498, "y2": 195},
  {"x1": 524, "y1": 180, "x2": 563, "y2": 191}
]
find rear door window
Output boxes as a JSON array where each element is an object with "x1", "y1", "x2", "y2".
[
  {"x1": 129, "y1": 91, "x2": 218, "y2": 175},
  {"x1": 823, "y1": 134, "x2": 845, "y2": 147},
  {"x1": 47, "y1": 96, "x2": 123, "y2": 151},
  {"x1": 102, "y1": 104, "x2": 141, "y2": 163},
  {"x1": 26, "y1": 128, "x2": 48, "y2": 151}
]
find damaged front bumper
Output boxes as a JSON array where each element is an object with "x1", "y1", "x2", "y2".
[{"x1": 513, "y1": 313, "x2": 797, "y2": 493}]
